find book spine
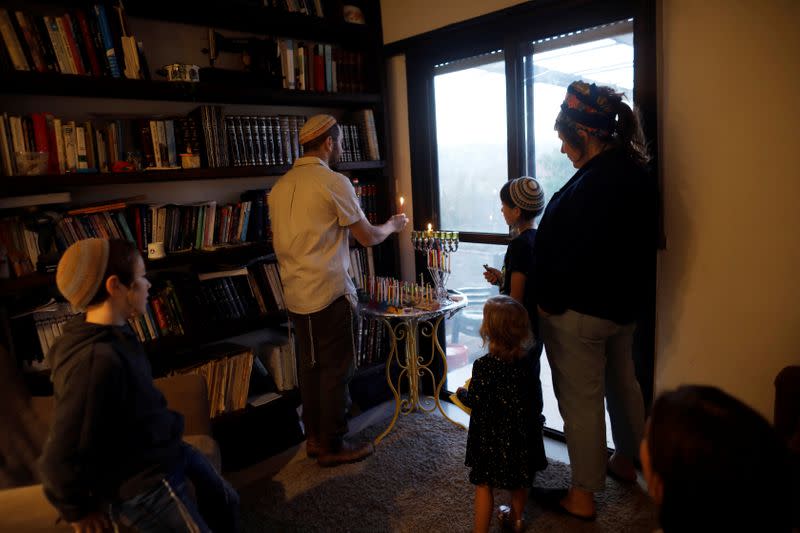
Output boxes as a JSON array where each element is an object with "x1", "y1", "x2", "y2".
[
  {"x1": 75, "y1": 125, "x2": 88, "y2": 169},
  {"x1": 55, "y1": 16, "x2": 81, "y2": 75},
  {"x1": 43, "y1": 16, "x2": 72, "y2": 74},
  {"x1": 62, "y1": 13, "x2": 88, "y2": 75},
  {"x1": 93, "y1": 4, "x2": 121, "y2": 78},
  {"x1": 13, "y1": 11, "x2": 46, "y2": 72},
  {"x1": 0, "y1": 9, "x2": 29, "y2": 71},
  {"x1": 74, "y1": 9, "x2": 102, "y2": 77}
]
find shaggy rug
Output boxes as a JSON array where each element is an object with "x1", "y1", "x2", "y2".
[{"x1": 239, "y1": 414, "x2": 658, "y2": 532}]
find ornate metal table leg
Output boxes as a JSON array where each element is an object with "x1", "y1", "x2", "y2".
[
  {"x1": 375, "y1": 313, "x2": 466, "y2": 445},
  {"x1": 374, "y1": 317, "x2": 408, "y2": 444},
  {"x1": 427, "y1": 315, "x2": 466, "y2": 430}
]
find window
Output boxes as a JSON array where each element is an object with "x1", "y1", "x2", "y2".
[
  {"x1": 434, "y1": 52, "x2": 508, "y2": 234},
  {"x1": 400, "y1": 0, "x2": 657, "y2": 437}
]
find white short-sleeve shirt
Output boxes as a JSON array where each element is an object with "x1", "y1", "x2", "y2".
[{"x1": 268, "y1": 156, "x2": 365, "y2": 314}]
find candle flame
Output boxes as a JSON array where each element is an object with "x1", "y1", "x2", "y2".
[
  {"x1": 399, "y1": 196, "x2": 405, "y2": 206},
  {"x1": 427, "y1": 223, "x2": 432, "y2": 232}
]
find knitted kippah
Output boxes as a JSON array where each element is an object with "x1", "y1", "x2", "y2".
[
  {"x1": 509, "y1": 176, "x2": 545, "y2": 215},
  {"x1": 56, "y1": 238, "x2": 110, "y2": 312},
  {"x1": 299, "y1": 114, "x2": 337, "y2": 145}
]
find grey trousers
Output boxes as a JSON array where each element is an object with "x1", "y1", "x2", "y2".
[
  {"x1": 290, "y1": 296, "x2": 356, "y2": 447},
  {"x1": 540, "y1": 309, "x2": 645, "y2": 492}
]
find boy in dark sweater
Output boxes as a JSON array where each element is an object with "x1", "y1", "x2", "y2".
[{"x1": 39, "y1": 238, "x2": 239, "y2": 532}]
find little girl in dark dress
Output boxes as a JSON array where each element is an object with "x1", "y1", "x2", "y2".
[{"x1": 456, "y1": 295, "x2": 543, "y2": 533}]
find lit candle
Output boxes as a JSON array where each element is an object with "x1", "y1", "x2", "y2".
[
  {"x1": 427, "y1": 222, "x2": 432, "y2": 235},
  {"x1": 399, "y1": 196, "x2": 405, "y2": 212}
]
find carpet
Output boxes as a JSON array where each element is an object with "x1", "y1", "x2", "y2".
[{"x1": 239, "y1": 413, "x2": 658, "y2": 532}]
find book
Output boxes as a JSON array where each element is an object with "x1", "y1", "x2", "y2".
[
  {"x1": 0, "y1": 9, "x2": 29, "y2": 71},
  {"x1": 448, "y1": 378, "x2": 472, "y2": 415},
  {"x1": 93, "y1": 4, "x2": 121, "y2": 78},
  {"x1": 67, "y1": 195, "x2": 145, "y2": 216}
]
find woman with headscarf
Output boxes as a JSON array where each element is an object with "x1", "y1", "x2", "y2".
[{"x1": 534, "y1": 81, "x2": 658, "y2": 520}]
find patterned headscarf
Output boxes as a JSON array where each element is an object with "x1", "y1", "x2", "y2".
[{"x1": 557, "y1": 81, "x2": 620, "y2": 139}]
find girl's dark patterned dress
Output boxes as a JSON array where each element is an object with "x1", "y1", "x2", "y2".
[{"x1": 457, "y1": 353, "x2": 547, "y2": 489}]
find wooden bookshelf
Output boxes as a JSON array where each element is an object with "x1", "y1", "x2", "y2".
[
  {"x1": 0, "y1": 71, "x2": 382, "y2": 107},
  {"x1": 0, "y1": 272, "x2": 54, "y2": 297},
  {"x1": 126, "y1": 1, "x2": 378, "y2": 48},
  {"x1": 0, "y1": 241, "x2": 277, "y2": 297},
  {"x1": 0, "y1": 161, "x2": 385, "y2": 196},
  {"x1": 0, "y1": 0, "x2": 395, "y2": 440},
  {"x1": 147, "y1": 313, "x2": 287, "y2": 377}
]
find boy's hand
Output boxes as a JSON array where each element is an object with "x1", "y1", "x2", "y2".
[
  {"x1": 483, "y1": 266, "x2": 502, "y2": 286},
  {"x1": 70, "y1": 512, "x2": 109, "y2": 533}
]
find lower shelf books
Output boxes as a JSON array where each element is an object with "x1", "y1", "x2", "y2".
[
  {"x1": 172, "y1": 343, "x2": 254, "y2": 418},
  {"x1": 354, "y1": 312, "x2": 387, "y2": 368},
  {"x1": 264, "y1": 340, "x2": 297, "y2": 391},
  {"x1": 27, "y1": 301, "x2": 78, "y2": 371}
]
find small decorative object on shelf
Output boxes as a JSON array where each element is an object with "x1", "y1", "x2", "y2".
[
  {"x1": 159, "y1": 63, "x2": 200, "y2": 82},
  {"x1": 411, "y1": 227, "x2": 459, "y2": 302},
  {"x1": 343, "y1": 5, "x2": 366, "y2": 24},
  {"x1": 147, "y1": 242, "x2": 166, "y2": 260},
  {"x1": 14, "y1": 151, "x2": 48, "y2": 176}
]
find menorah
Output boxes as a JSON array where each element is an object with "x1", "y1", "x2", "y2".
[{"x1": 411, "y1": 230, "x2": 459, "y2": 301}]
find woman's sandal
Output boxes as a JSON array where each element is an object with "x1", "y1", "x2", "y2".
[{"x1": 497, "y1": 505, "x2": 526, "y2": 532}]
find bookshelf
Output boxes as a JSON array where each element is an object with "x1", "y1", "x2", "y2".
[
  {"x1": 0, "y1": 160, "x2": 385, "y2": 195},
  {"x1": 0, "y1": 0, "x2": 395, "y2": 465},
  {"x1": 0, "y1": 70, "x2": 383, "y2": 106}
]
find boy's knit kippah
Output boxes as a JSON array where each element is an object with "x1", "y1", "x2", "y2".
[
  {"x1": 56, "y1": 238, "x2": 110, "y2": 312},
  {"x1": 299, "y1": 114, "x2": 337, "y2": 145},
  {"x1": 509, "y1": 176, "x2": 545, "y2": 214}
]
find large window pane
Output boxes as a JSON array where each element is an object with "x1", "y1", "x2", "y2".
[{"x1": 434, "y1": 53, "x2": 508, "y2": 233}]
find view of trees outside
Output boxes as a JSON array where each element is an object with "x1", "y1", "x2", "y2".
[
  {"x1": 434, "y1": 23, "x2": 633, "y2": 441},
  {"x1": 434, "y1": 54, "x2": 508, "y2": 234}
]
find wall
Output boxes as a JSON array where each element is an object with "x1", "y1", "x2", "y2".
[
  {"x1": 655, "y1": 0, "x2": 800, "y2": 418},
  {"x1": 381, "y1": 0, "x2": 525, "y2": 44},
  {"x1": 381, "y1": 0, "x2": 800, "y2": 419}
]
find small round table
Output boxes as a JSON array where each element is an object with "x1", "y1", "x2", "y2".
[{"x1": 360, "y1": 290, "x2": 468, "y2": 444}]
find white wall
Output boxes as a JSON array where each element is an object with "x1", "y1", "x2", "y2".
[
  {"x1": 656, "y1": 0, "x2": 800, "y2": 418},
  {"x1": 381, "y1": 0, "x2": 800, "y2": 419},
  {"x1": 381, "y1": 0, "x2": 525, "y2": 44}
]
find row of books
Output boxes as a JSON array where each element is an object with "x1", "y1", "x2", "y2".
[
  {"x1": 0, "y1": 190, "x2": 273, "y2": 279},
  {"x1": 24, "y1": 281, "x2": 185, "y2": 370},
  {"x1": 0, "y1": 111, "x2": 202, "y2": 176},
  {"x1": 264, "y1": 341, "x2": 298, "y2": 391},
  {"x1": 226, "y1": 114, "x2": 305, "y2": 167},
  {"x1": 0, "y1": 3, "x2": 147, "y2": 79},
  {"x1": 27, "y1": 303, "x2": 77, "y2": 371},
  {"x1": 0, "y1": 215, "x2": 39, "y2": 278},
  {"x1": 351, "y1": 179, "x2": 381, "y2": 224},
  {"x1": 197, "y1": 270, "x2": 261, "y2": 323},
  {"x1": 128, "y1": 281, "x2": 186, "y2": 344},
  {"x1": 278, "y1": 38, "x2": 368, "y2": 94},
  {"x1": 354, "y1": 314, "x2": 389, "y2": 368},
  {"x1": 173, "y1": 346, "x2": 255, "y2": 418},
  {"x1": 248, "y1": 261, "x2": 288, "y2": 314},
  {"x1": 0, "y1": 106, "x2": 379, "y2": 176},
  {"x1": 195, "y1": 259, "x2": 287, "y2": 325},
  {"x1": 348, "y1": 246, "x2": 375, "y2": 290}
]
